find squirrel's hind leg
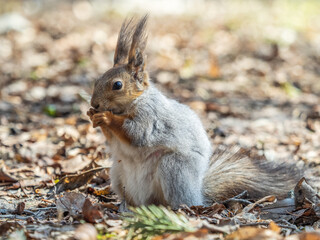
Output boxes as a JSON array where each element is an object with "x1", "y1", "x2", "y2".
[{"x1": 157, "y1": 153, "x2": 206, "y2": 208}]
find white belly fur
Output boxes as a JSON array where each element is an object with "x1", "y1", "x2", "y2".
[{"x1": 109, "y1": 139, "x2": 167, "y2": 206}]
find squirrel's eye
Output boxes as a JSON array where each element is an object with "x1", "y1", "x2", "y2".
[{"x1": 112, "y1": 81, "x2": 123, "y2": 90}]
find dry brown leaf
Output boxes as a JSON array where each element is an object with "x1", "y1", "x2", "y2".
[
  {"x1": 286, "y1": 232, "x2": 320, "y2": 240},
  {"x1": 269, "y1": 221, "x2": 281, "y2": 234},
  {"x1": 100, "y1": 202, "x2": 119, "y2": 211},
  {"x1": 92, "y1": 185, "x2": 111, "y2": 196},
  {"x1": 243, "y1": 195, "x2": 277, "y2": 213},
  {"x1": 226, "y1": 227, "x2": 283, "y2": 240},
  {"x1": 16, "y1": 202, "x2": 25, "y2": 215},
  {"x1": 0, "y1": 168, "x2": 17, "y2": 183},
  {"x1": 0, "y1": 222, "x2": 22, "y2": 235},
  {"x1": 292, "y1": 178, "x2": 320, "y2": 225},
  {"x1": 208, "y1": 57, "x2": 220, "y2": 78},
  {"x1": 52, "y1": 167, "x2": 106, "y2": 194},
  {"x1": 56, "y1": 192, "x2": 86, "y2": 219},
  {"x1": 294, "y1": 178, "x2": 320, "y2": 208},
  {"x1": 82, "y1": 198, "x2": 103, "y2": 223},
  {"x1": 14, "y1": 154, "x2": 30, "y2": 163},
  {"x1": 297, "y1": 232, "x2": 320, "y2": 240}
]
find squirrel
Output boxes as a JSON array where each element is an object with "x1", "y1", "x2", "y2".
[{"x1": 87, "y1": 16, "x2": 300, "y2": 208}]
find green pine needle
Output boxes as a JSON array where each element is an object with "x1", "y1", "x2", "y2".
[{"x1": 123, "y1": 205, "x2": 195, "y2": 239}]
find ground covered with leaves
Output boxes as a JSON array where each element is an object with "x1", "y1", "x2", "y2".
[{"x1": 0, "y1": 0, "x2": 320, "y2": 239}]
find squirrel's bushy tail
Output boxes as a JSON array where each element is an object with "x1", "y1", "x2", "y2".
[{"x1": 203, "y1": 145, "x2": 301, "y2": 202}]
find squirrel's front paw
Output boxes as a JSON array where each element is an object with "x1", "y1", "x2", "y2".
[
  {"x1": 87, "y1": 108, "x2": 98, "y2": 121},
  {"x1": 92, "y1": 112, "x2": 112, "y2": 128}
]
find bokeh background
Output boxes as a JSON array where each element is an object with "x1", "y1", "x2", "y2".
[{"x1": 0, "y1": 0, "x2": 319, "y2": 183}]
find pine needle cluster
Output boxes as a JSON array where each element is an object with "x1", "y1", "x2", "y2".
[{"x1": 123, "y1": 205, "x2": 195, "y2": 239}]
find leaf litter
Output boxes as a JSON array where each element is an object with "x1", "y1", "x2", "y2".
[{"x1": 0, "y1": 0, "x2": 320, "y2": 239}]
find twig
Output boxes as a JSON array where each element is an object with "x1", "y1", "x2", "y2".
[
  {"x1": 275, "y1": 219, "x2": 301, "y2": 232},
  {"x1": 20, "y1": 187, "x2": 28, "y2": 197},
  {"x1": 202, "y1": 220, "x2": 238, "y2": 234},
  {"x1": 222, "y1": 191, "x2": 251, "y2": 206},
  {"x1": 0, "y1": 207, "x2": 56, "y2": 216},
  {"x1": 223, "y1": 199, "x2": 252, "y2": 206},
  {"x1": 30, "y1": 207, "x2": 56, "y2": 211},
  {"x1": 41, "y1": 199, "x2": 55, "y2": 204},
  {"x1": 243, "y1": 195, "x2": 276, "y2": 213},
  {"x1": 0, "y1": 214, "x2": 31, "y2": 220},
  {"x1": 23, "y1": 210, "x2": 36, "y2": 215},
  {"x1": 232, "y1": 191, "x2": 249, "y2": 199}
]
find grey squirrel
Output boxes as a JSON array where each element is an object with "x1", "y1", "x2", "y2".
[{"x1": 87, "y1": 16, "x2": 300, "y2": 208}]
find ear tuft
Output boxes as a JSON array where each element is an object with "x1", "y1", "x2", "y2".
[
  {"x1": 127, "y1": 15, "x2": 149, "y2": 80},
  {"x1": 114, "y1": 18, "x2": 135, "y2": 66}
]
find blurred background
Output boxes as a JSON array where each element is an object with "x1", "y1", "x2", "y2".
[{"x1": 0, "y1": 0, "x2": 319, "y2": 175}]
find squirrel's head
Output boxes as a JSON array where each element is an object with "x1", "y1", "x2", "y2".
[{"x1": 91, "y1": 16, "x2": 149, "y2": 114}]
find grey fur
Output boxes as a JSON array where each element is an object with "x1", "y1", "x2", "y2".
[
  {"x1": 203, "y1": 145, "x2": 301, "y2": 203},
  {"x1": 120, "y1": 85, "x2": 212, "y2": 208}
]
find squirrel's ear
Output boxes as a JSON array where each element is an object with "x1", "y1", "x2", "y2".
[
  {"x1": 114, "y1": 18, "x2": 135, "y2": 66},
  {"x1": 127, "y1": 15, "x2": 148, "y2": 83}
]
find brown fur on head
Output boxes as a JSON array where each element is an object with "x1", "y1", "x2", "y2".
[{"x1": 91, "y1": 15, "x2": 149, "y2": 115}]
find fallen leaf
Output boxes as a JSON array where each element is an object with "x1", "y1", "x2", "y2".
[
  {"x1": 294, "y1": 178, "x2": 320, "y2": 208},
  {"x1": 56, "y1": 192, "x2": 86, "y2": 219},
  {"x1": 269, "y1": 221, "x2": 281, "y2": 233},
  {"x1": 100, "y1": 202, "x2": 119, "y2": 211},
  {"x1": 16, "y1": 202, "x2": 25, "y2": 215},
  {"x1": 91, "y1": 185, "x2": 111, "y2": 196},
  {"x1": 52, "y1": 167, "x2": 106, "y2": 194},
  {"x1": 287, "y1": 232, "x2": 320, "y2": 240},
  {"x1": 82, "y1": 198, "x2": 103, "y2": 223},
  {"x1": 0, "y1": 162, "x2": 17, "y2": 183},
  {"x1": 208, "y1": 56, "x2": 220, "y2": 78},
  {"x1": 0, "y1": 222, "x2": 22, "y2": 235},
  {"x1": 226, "y1": 227, "x2": 283, "y2": 240},
  {"x1": 241, "y1": 195, "x2": 277, "y2": 214}
]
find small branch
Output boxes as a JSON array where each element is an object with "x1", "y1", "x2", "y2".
[
  {"x1": 0, "y1": 215, "x2": 31, "y2": 220},
  {"x1": 30, "y1": 207, "x2": 56, "y2": 211},
  {"x1": 202, "y1": 220, "x2": 238, "y2": 234},
  {"x1": 275, "y1": 219, "x2": 301, "y2": 232},
  {"x1": 223, "y1": 199, "x2": 252, "y2": 206},
  {"x1": 222, "y1": 191, "x2": 251, "y2": 207}
]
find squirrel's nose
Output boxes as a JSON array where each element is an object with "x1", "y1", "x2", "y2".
[
  {"x1": 93, "y1": 103, "x2": 99, "y2": 110},
  {"x1": 90, "y1": 98, "x2": 100, "y2": 110}
]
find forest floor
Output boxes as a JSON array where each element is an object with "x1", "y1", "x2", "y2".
[{"x1": 0, "y1": 0, "x2": 319, "y2": 239}]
